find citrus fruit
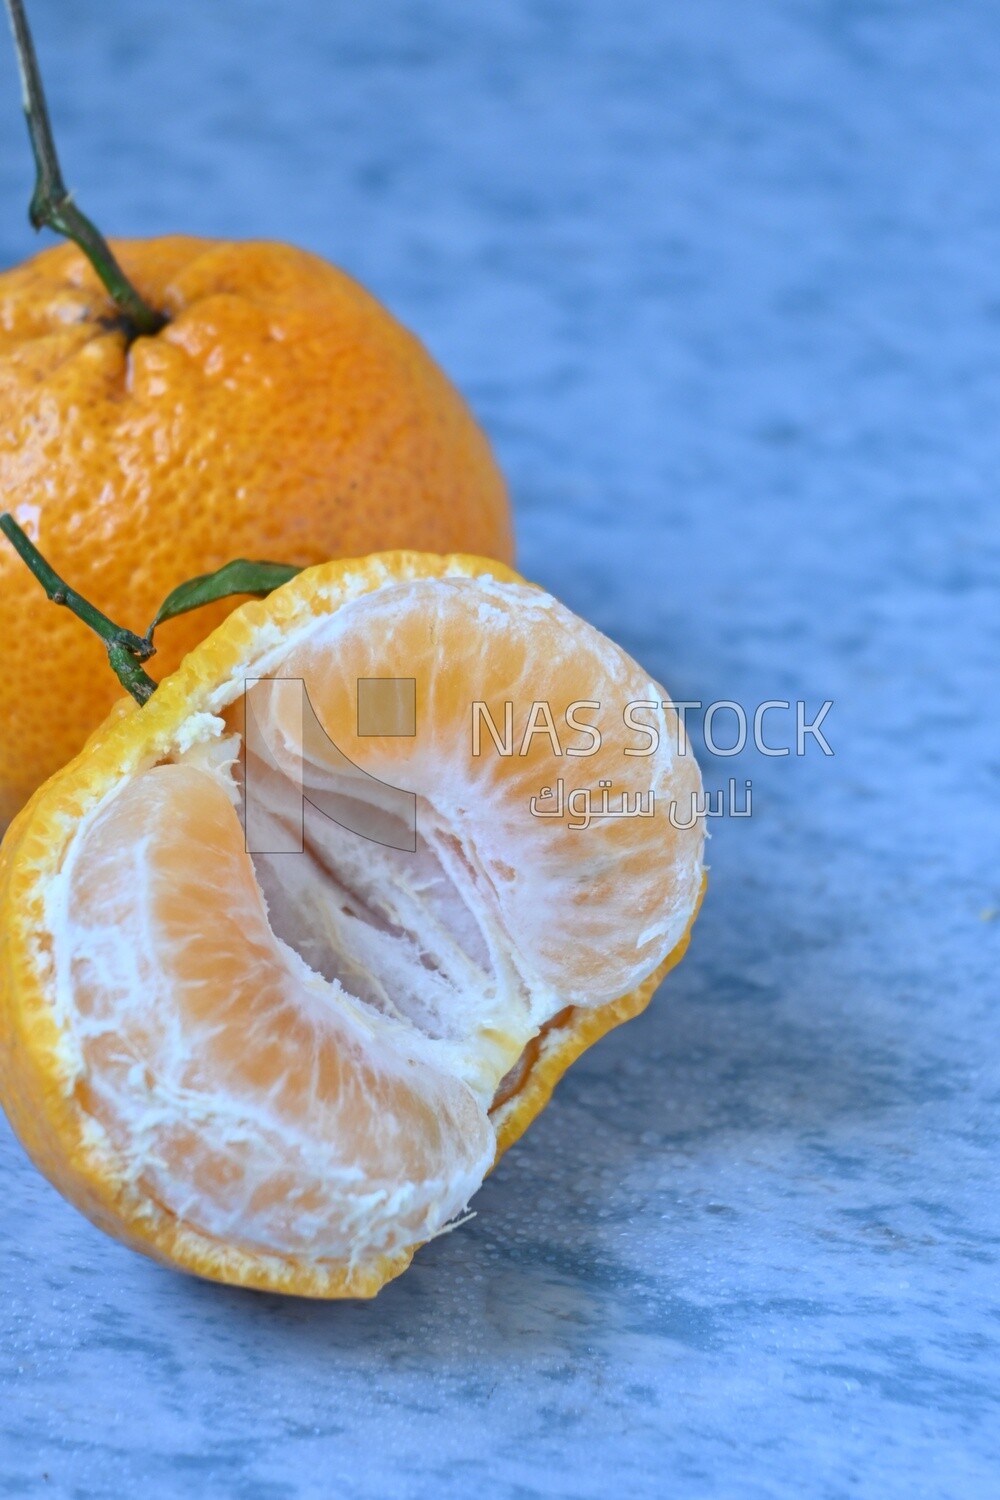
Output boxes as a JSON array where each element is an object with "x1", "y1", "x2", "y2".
[
  {"x1": 0, "y1": 234, "x2": 513, "y2": 826},
  {"x1": 0, "y1": 551, "x2": 705, "y2": 1297}
]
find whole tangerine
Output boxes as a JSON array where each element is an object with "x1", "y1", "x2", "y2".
[
  {"x1": 0, "y1": 1, "x2": 513, "y2": 825},
  {"x1": 0, "y1": 237, "x2": 513, "y2": 824}
]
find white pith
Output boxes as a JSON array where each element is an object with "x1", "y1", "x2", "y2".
[{"x1": 42, "y1": 573, "x2": 704, "y2": 1271}]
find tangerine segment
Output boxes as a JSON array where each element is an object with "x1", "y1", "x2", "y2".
[
  {"x1": 0, "y1": 551, "x2": 705, "y2": 1297},
  {"x1": 61, "y1": 763, "x2": 493, "y2": 1268},
  {"x1": 236, "y1": 575, "x2": 704, "y2": 1057}
]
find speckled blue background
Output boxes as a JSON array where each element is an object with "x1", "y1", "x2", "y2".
[{"x1": 1, "y1": 2, "x2": 998, "y2": 1496}]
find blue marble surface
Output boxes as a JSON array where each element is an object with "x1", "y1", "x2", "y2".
[{"x1": 1, "y1": 1, "x2": 998, "y2": 1495}]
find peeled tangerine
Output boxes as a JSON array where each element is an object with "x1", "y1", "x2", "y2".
[{"x1": 0, "y1": 552, "x2": 705, "y2": 1297}]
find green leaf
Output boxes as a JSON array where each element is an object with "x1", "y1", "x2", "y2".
[{"x1": 148, "y1": 559, "x2": 303, "y2": 637}]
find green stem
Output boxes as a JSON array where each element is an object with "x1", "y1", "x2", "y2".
[
  {"x1": 0, "y1": 514, "x2": 158, "y2": 705},
  {"x1": 3, "y1": 0, "x2": 166, "y2": 337}
]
